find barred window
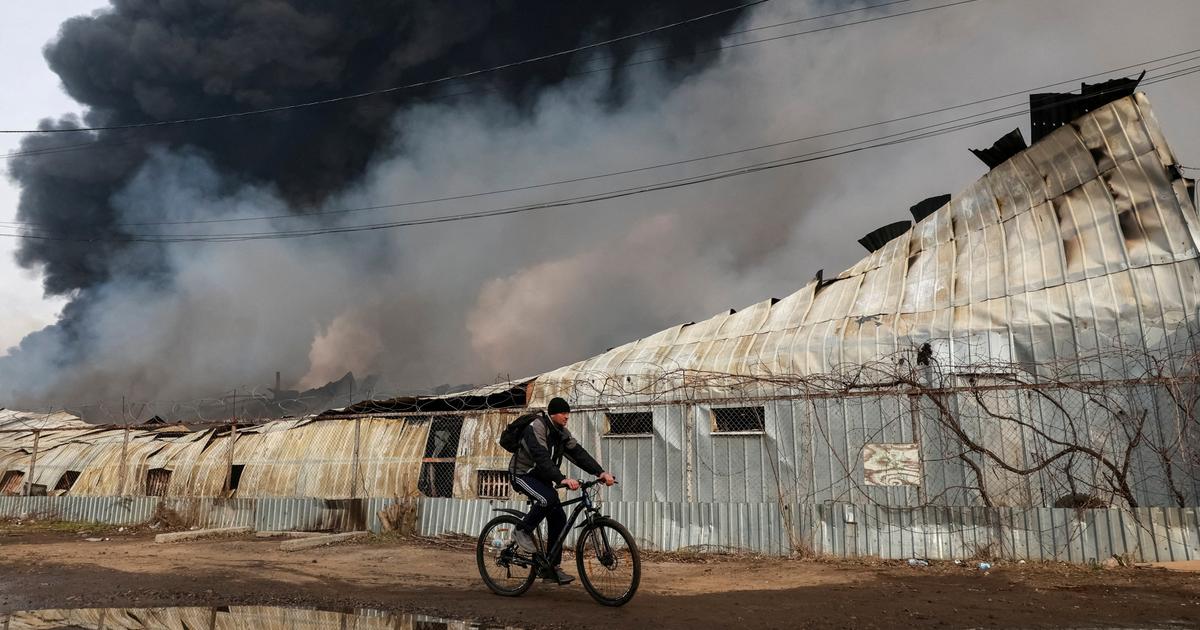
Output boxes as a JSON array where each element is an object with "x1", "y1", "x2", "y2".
[
  {"x1": 605, "y1": 411, "x2": 653, "y2": 436},
  {"x1": 0, "y1": 470, "x2": 24, "y2": 495},
  {"x1": 477, "y1": 470, "x2": 511, "y2": 499},
  {"x1": 145, "y1": 468, "x2": 172, "y2": 496},
  {"x1": 712, "y1": 406, "x2": 765, "y2": 433}
]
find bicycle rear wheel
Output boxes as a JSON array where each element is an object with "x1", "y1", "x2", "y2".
[
  {"x1": 476, "y1": 515, "x2": 537, "y2": 596},
  {"x1": 575, "y1": 517, "x2": 640, "y2": 606}
]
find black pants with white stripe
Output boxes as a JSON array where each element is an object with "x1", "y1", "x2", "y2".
[{"x1": 512, "y1": 473, "x2": 566, "y2": 567}]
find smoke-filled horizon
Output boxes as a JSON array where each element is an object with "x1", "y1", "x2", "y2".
[{"x1": 3, "y1": 0, "x2": 1200, "y2": 415}]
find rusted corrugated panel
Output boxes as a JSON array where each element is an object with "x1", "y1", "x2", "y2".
[
  {"x1": 531, "y1": 93, "x2": 1200, "y2": 406},
  {"x1": 39, "y1": 430, "x2": 144, "y2": 496},
  {"x1": 352, "y1": 418, "x2": 428, "y2": 498},
  {"x1": 0, "y1": 414, "x2": 438, "y2": 500},
  {"x1": 452, "y1": 411, "x2": 519, "y2": 499},
  {"x1": 180, "y1": 416, "x2": 430, "y2": 499}
]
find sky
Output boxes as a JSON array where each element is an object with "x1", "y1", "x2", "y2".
[
  {"x1": 1, "y1": 1, "x2": 1200, "y2": 414},
  {"x1": 0, "y1": 1, "x2": 105, "y2": 351}
]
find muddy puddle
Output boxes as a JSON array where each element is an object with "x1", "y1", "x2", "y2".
[{"x1": 0, "y1": 606, "x2": 520, "y2": 629}]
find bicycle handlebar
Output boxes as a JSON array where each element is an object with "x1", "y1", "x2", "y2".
[{"x1": 555, "y1": 478, "x2": 617, "y2": 490}]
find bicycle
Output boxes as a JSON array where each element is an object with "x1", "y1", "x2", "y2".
[{"x1": 476, "y1": 478, "x2": 641, "y2": 607}]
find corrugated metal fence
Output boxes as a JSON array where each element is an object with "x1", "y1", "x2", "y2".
[
  {"x1": 3, "y1": 496, "x2": 1197, "y2": 563},
  {"x1": 0, "y1": 496, "x2": 399, "y2": 534},
  {"x1": 417, "y1": 498, "x2": 1200, "y2": 563}
]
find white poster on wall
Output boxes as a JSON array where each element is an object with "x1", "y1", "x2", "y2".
[{"x1": 863, "y1": 443, "x2": 922, "y2": 486}]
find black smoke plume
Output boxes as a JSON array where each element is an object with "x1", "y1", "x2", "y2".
[
  {"x1": 16, "y1": 1, "x2": 743, "y2": 292},
  {"x1": 2, "y1": 1, "x2": 750, "y2": 418}
]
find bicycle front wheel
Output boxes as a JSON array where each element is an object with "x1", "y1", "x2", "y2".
[
  {"x1": 476, "y1": 515, "x2": 536, "y2": 597},
  {"x1": 575, "y1": 517, "x2": 640, "y2": 606}
]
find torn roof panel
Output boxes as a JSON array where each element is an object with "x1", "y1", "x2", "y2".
[
  {"x1": 1029, "y1": 74, "x2": 1143, "y2": 143},
  {"x1": 321, "y1": 378, "x2": 533, "y2": 417},
  {"x1": 971, "y1": 128, "x2": 1027, "y2": 170}
]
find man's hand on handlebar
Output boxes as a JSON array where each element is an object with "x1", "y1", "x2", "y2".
[{"x1": 556, "y1": 476, "x2": 617, "y2": 490}]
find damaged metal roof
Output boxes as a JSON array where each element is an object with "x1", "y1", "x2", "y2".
[{"x1": 530, "y1": 93, "x2": 1200, "y2": 406}]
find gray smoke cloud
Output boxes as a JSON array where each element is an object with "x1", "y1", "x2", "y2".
[{"x1": 4, "y1": 0, "x2": 1200, "y2": 418}]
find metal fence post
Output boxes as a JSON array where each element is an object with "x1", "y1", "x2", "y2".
[
  {"x1": 351, "y1": 417, "x2": 361, "y2": 499},
  {"x1": 118, "y1": 423, "x2": 130, "y2": 496},
  {"x1": 24, "y1": 429, "x2": 40, "y2": 496},
  {"x1": 224, "y1": 422, "x2": 237, "y2": 495},
  {"x1": 684, "y1": 404, "x2": 696, "y2": 503},
  {"x1": 909, "y1": 390, "x2": 928, "y2": 505}
]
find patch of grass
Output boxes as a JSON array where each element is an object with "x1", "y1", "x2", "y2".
[
  {"x1": 365, "y1": 531, "x2": 475, "y2": 551},
  {"x1": 0, "y1": 517, "x2": 137, "y2": 535}
]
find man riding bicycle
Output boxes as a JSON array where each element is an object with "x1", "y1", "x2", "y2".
[{"x1": 509, "y1": 397, "x2": 616, "y2": 585}]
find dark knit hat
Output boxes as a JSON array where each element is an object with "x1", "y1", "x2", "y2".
[{"x1": 547, "y1": 397, "x2": 571, "y2": 415}]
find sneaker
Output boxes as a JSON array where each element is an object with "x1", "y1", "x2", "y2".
[
  {"x1": 511, "y1": 528, "x2": 536, "y2": 553},
  {"x1": 541, "y1": 566, "x2": 575, "y2": 585}
]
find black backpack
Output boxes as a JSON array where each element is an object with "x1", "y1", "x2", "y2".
[{"x1": 499, "y1": 411, "x2": 542, "y2": 453}]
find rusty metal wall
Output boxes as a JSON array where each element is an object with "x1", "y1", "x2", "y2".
[{"x1": 0, "y1": 417, "x2": 437, "y2": 500}]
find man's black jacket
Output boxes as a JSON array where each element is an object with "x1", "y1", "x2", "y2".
[{"x1": 508, "y1": 411, "x2": 604, "y2": 484}]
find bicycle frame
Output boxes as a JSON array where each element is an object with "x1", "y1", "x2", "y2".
[{"x1": 493, "y1": 480, "x2": 608, "y2": 569}]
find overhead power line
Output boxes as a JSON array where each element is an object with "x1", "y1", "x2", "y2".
[
  {"x1": 0, "y1": 0, "x2": 982, "y2": 135},
  {"x1": 2, "y1": 46, "x2": 1196, "y2": 231},
  {"x1": 8, "y1": 67, "x2": 1197, "y2": 242},
  {"x1": 6, "y1": 62, "x2": 1197, "y2": 244}
]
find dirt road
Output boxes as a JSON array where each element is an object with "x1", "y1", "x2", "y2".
[{"x1": 2, "y1": 526, "x2": 1198, "y2": 629}]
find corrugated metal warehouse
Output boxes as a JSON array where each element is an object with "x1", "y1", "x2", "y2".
[{"x1": 3, "y1": 90, "x2": 1200, "y2": 562}]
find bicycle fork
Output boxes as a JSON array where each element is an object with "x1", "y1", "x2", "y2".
[{"x1": 592, "y1": 526, "x2": 616, "y2": 568}]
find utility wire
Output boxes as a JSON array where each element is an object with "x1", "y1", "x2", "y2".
[
  {"x1": 595, "y1": 0, "x2": 918, "y2": 62},
  {"x1": 3, "y1": 46, "x2": 1195, "y2": 231},
  {"x1": 8, "y1": 63, "x2": 1197, "y2": 244},
  {"x1": 568, "y1": 0, "x2": 974, "y2": 74},
  {"x1": 9, "y1": 66, "x2": 1196, "y2": 242},
  {"x1": 0, "y1": 0, "x2": 984, "y2": 135}
]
